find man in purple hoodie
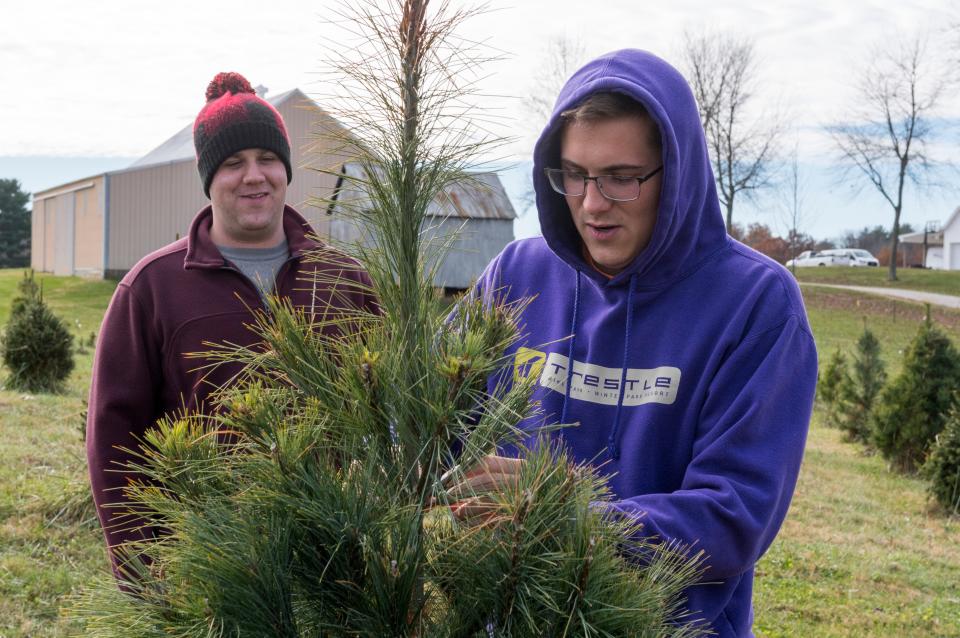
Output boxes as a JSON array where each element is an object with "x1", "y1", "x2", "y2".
[
  {"x1": 466, "y1": 50, "x2": 818, "y2": 636},
  {"x1": 86, "y1": 72, "x2": 377, "y2": 579}
]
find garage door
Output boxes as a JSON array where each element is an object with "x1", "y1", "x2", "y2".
[{"x1": 53, "y1": 193, "x2": 75, "y2": 276}]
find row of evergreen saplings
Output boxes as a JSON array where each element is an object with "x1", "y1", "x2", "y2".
[{"x1": 819, "y1": 308, "x2": 960, "y2": 514}]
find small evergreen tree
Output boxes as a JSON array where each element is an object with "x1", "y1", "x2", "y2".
[
  {"x1": 10, "y1": 268, "x2": 40, "y2": 317},
  {"x1": 923, "y1": 402, "x2": 960, "y2": 515},
  {"x1": 818, "y1": 348, "x2": 849, "y2": 426},
  {"x1": 873, "y1": 308, "x2": 960, "y2": 473},
  {"x1": 71, "y1": 2, "x2": 706, "y2": 636},
  {"x1": 837, "y1": 324, "x2": 886, "y2": 443},
  {"x1": 1, "y1": 270, "x2": 75, "y2": 393}
]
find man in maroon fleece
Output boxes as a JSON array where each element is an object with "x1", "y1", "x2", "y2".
[{"x1": 86, "y1": 72, "x2": 377, "y2": 579}]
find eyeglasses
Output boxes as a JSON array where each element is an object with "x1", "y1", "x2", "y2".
[{"x1": 544, "y1": 165, "x2": 663, "y2": 202}]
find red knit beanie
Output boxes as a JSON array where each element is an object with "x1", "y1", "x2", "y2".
[{"x1": 192, "y1": 72, "x2": 292, "y2": 197}]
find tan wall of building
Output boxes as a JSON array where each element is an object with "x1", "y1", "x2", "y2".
[
  {"x1": 31, "y1": 176, "x2": 104, "y2": 276},
  {"x1": 43, "y1": 198, "x2": 56, "y2": 273},
  {"x1": 30, "y1": 198, "x2": 45, "y2": 272},
  {"x1": 74, "y1": 177, "x2": 104, "y2": 275},
  {"x1": 107, "y1": 160, "x2": 208, "y2": 273},
  {"x1": 277, "y1": 92, "x2": 355, "y2": 239}
]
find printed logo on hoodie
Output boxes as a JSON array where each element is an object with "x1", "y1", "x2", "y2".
[{"x1": 513, "y1": 347, "x2": 681, "y2": 407}]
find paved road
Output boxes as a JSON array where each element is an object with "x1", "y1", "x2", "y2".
[{"x1": 801, "y1": 283, "x2": 960, "y2": 309}]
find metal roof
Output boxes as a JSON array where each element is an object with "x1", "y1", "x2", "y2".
[
  {"x1": 329, "y1": 162, "x2": 516, "y2": 221},
  {"x1": 899, "y1": 230, "x2": 944, "y2": 245},
  {"x1": 126, "y1": 88, "x2": 303, "y2": 170}
]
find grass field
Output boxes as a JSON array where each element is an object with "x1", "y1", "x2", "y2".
[
  {"x1": 0, "y1": 270, "x2": 118, "y2": 333},
  {"x1": 0, "y1": 269, "x2": 115, "y2": 636},
  {"x1": 753, "y1": 411, "x2": 960, "y2": 637},
  {"x1": 793, "y1": 265, "x2": 960, "y2": 297},
  {"x1": 0, "y1": 267, "x2": 959, "y2": 636}
]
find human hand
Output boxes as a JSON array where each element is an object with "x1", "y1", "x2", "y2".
[{"x1": 445, "y1": 455, "x2": 524, "y2": 525}]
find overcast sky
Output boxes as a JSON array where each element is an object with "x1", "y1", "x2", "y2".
[{"x1": 2, "y1": 0, "x2": 958, "y2": 240}]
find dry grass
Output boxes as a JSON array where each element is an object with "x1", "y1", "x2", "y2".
[
  {"x1": 0, "y1": 361, "x2": 107, "y2": 637},
  {"x1": 755, "y1": 413, "x2": 960, "y2": 636}
]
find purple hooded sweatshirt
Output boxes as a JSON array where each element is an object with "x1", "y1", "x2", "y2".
[{"x1": 477, "y1": 50, "x2": 817, "y2": 636}]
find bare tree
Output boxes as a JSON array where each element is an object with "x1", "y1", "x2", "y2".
[
  {"x1": 680, "y1": 30, "x2": 782, "y2": 233},
  {"x1": 526, "y1": 34, "x2": 588, "y2": 126},
  {"x1": 518, "y1": 34, "x2": 588, "y2": 212},
  {"x1": 827, "y1": 34, "x2": 954, "y2": 281},
  {"x1": 778, "y1": 143, "x2": 815, "y2": 274}
]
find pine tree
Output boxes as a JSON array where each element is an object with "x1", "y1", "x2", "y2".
[
  {"x1": 1, "y1": 270, "x2": 75, "y2": 393},
  {"x1": 923, "y1": 402, "x2": 960, "y2": 515},
  {"x1": 837, "y1": 324, "x2": 886, "y2": 443},
  {"x1": 873, "y1": 308, "x2": 960, "y2": 473},
  {"x1": 72, "y1": 2, "x2": 706, "y2": 636},
  {"x1": 818, "y1": 348, "x2": 849, "y2": 426},
  {"x1": 0, "y1": 178, "x2": 31, "y2": 268}
]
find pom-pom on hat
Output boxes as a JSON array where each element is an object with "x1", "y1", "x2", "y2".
[{"x1": 193, "y1": 71, "x2": 292, "y2": 197}]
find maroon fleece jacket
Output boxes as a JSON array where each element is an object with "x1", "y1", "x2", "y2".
[{"x1": 86, "y1": 204, "x2": 377, "y2": 576}]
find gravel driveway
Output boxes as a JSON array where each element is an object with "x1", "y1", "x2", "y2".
[{"x1": 801, "y1": 284, "x2": 960, "y2": 309}]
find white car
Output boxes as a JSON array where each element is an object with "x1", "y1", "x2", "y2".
[
  {"x1": 825, "y1": 249, "x2": 880, "y2": 267},
  {"x1": 785, "y1": 249, "x2": 879, "y2": 268},
  {"x1": 785, "y1": 250, "x2": 836, "y2": 268}
]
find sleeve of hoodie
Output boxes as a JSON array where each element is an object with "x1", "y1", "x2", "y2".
[
  {"x1": 608, "y1": 308, "x2": 817, "y2": 580},
  {"x1": 86, "y1": 281, "x2": 163, "y2": 577}
]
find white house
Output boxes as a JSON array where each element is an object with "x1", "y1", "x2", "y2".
[{"x1": 898, "y1": 206, "x2": 960, "y2": 269}]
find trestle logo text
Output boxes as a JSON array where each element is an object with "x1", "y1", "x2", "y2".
[{"x1": 513, "y1": 347, "x2": 681, "y2": 406}]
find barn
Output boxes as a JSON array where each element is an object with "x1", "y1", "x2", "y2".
[
  {"x1": 327, "y1": 162, "x2": 516, "y2": 291},
  {"x1": 30, "y1": 88, "x2": 515, "y2": 286}
]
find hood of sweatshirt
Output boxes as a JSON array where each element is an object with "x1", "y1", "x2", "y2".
[{"x1": 532, "y1": 48, "x2": 728, "y2": 289}]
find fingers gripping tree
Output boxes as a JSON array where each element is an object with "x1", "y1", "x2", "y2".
[{"x1": 73, "y1": 2, "x2": 704, "y2": 636}]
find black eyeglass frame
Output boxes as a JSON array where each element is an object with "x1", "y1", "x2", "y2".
[{"x1": 544, "y1": 165, "x2": 664, "y2": 202}]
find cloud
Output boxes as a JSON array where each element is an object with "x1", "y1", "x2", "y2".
[{"x1": 0, "y1": 42, "x2": 30, "y2": 55}]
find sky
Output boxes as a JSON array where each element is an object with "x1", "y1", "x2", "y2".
[{"x1": 1, "y1": 0, "x2": 958, "y2": 242}]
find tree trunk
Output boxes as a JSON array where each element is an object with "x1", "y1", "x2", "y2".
[{"x1": 888, "y1": 208, "x2": 901, "y2": 282}]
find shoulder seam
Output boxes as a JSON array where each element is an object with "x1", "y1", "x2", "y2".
[
  {"x1": 115, "y1": 280, "x2": 151, "y2": 326},
  {"x1": 740, "y1": 312, "x2": 813, "y2": 348},
  {"x1": 125, "y1": 242, "x2": 189, "y2": 285},
  {"x1": 727, "y1": 241, "x2": 808, "y2": 320}
]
